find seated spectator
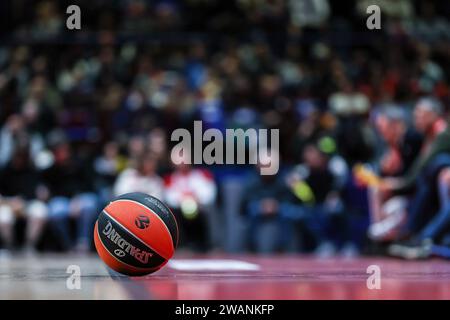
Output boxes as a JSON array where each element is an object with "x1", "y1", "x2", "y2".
[
  {"x1": 364, "y1": 107, "x2": 423, "y2": 241},
  {"x1": 375, "y1": 107, "x2": 423, "y2": 177},
  {"x1": 40, "y1": 132, "x2": 99, "y2": 253},
  {"x1": 282, "y1": 141, "x2": 351, "y2": 256},
  {"x1": 241, "y1": 156, "x2": 285, "y2": 254},
  {"x1": 0, "y1": 114, "x2": 44, "y2": 169},
  {"x1": 164, "y1": 151, "x2": 217, "y2": 251},
  {"x1": 378, "y1": 98, "x2": 450, "y2": 256},
  {"x1": 0, "y1": 147, "x2": 47, "y2": 253}
]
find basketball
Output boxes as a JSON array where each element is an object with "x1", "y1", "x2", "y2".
[{"x1": 94, "y1": 192, "x2": 179, "y2": 276}]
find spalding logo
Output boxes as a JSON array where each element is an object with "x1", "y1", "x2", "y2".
[
  {"x1": 103, "y1": 221, "x2": 153, "y2": 264},
  {"x1": 114, "y1": 249, "x2": 126, "y2": 257},
  {"x1": 135, "y1": 215, "x2": 150, "y2": 229}
]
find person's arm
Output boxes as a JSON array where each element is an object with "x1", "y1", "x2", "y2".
[
  {"x1": 386, "y1": 131, "x2": 450, "y2": 194},
  {"x1": 192, "y1": 170, "x2": 217, "y2": 206}
]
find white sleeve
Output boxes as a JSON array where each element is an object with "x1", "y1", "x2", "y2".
[
  {"x1": 192, "y1": 172, "x2": 217, "y2": 206},
  {"x1": 113, "y1": 169, "x2": 135, "y2": 196}
]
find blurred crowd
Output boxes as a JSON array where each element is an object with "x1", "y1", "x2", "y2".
[{"x1": 0, "y1": 0, "x2": 449, "y2": 258}]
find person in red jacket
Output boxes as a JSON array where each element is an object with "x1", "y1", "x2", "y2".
[{"x1": 164, "y1": 151, "x2": 217, "y2": 251}]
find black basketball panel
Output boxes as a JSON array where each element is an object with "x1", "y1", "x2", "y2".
[{"x1": 97, "y1": 210, "x2": 167, "y2": 269}]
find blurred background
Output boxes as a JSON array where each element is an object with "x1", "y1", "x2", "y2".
[{"x1": 0, "y1": 0, "x2": 449, "y2": 258}]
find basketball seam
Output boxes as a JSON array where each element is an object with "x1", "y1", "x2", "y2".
[
  {"x1": 102, "y1": 209, "x2": 171, "y2": 260},
  {"x1": 112, "y1": 199, "x2": 177, "y2": 251},
  {"x1": 95, "y1": 223, "x2": 161, "y2": 273}
]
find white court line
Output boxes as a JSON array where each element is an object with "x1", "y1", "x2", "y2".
[{"x1": 168, "y1": 259, "x2": 261, "y2": 271}]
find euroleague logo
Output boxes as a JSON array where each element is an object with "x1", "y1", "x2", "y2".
[{"x1": 135, "y1": 215, "x2": 150, "y2": 229}]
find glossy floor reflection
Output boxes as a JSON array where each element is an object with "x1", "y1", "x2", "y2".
[{"x1": 0, "y1": 253, "x2": 449, "y2": 299}]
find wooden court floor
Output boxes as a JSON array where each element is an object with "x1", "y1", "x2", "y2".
[{"x1": 0, "y1": 253, "x2": 449, "y2": 299}]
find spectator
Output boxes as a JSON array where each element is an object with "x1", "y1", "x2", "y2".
[
  {"x1": 0, "y1": 114, "x2": 44, "y2": 168},
  {"x1": 379, "y1": 98, "x2": 450, "y2": 254},
  {"x1": 283, "y1": 142, "x2": 351, "y2": 256},
  {"x1": 241, "y1": 158, "x2": 285, "y2": 253},
  {"x1": 164, "y1": 151, "x2": 217, "y2": 251},
  {"x1": 365, "y1": 106, "x2": 423, "y2": 242},
  {"x1": 113, "y1": 154, "x2": 164, "y2": 200},
  {"x1": 41, "y1": 134, "x2": 99, "y2": 253},
  {"x1": 0, "y1": 148, "x2": 47, "y2": 252}
]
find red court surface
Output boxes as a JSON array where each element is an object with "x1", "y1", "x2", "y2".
[{"x1": 1, "y1": 253, "x2": 449, "y2": 299}]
